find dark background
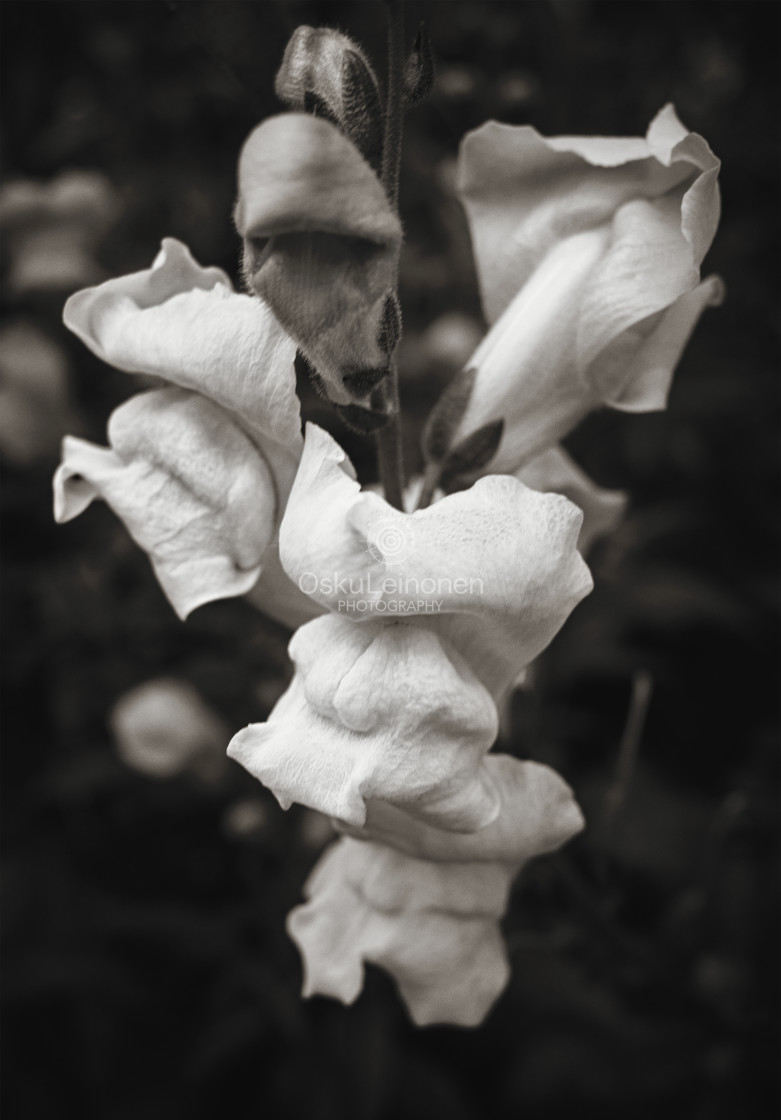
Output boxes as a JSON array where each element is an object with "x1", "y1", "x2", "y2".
[{"x1": 2, "y1": 2, "x2": 779, "y2": 1118}]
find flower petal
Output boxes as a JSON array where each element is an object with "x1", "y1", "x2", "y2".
[
  {"x1": 244, "y1": 535, "x2": 325, "y2": 630},
  {"x1": 594, "y1": 274, "x2": 725, "y2": 412},
  {"x1": 458, "y1": 104, "x2": 720, "y2": 324},
  {"x1": 338, "y1": 754, "x2": 585, "y2": 863},
  {"x1": 279, "y1": 425, "x2": 592, "y2": 696},
  {"x1": 63, "y1": 237, "x2": 301, "y2": 490},
  {"x1": 54, "y1": 388, "x2": 277, "y2": 618},
  {"x1": 286, "y1": 837, "x2": 513, "y2": 1027},
  {"x1": 517, "y1": 446, "x2": 627, "y2": 554},
  {"x1": 228, "y1": 613, "x2": 499, "y2": 830},
  {"x1": 449, "y1": 106, "x2": 721, "y2": 469}
]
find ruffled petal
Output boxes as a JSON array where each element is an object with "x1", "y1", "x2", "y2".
[
  {"x1": 236, "y1": 114, "x2": 402, "y2": 406},
  {"x1": 243, "y1": 536, "x2": 325, "y2": 630},
  {"x1": 62, "y1": 237, "x2": 301, "y2": 491},
  {"x1": 54, "y1": 388, "x2": 277, "y2": 618},
  {"x1": 517, "y1": 446, "x2": 627, "y2": 554},
  {"x1": 228, "y1": 613, "x2": 499, "y2": 830},
  {"x1": 452, "y1": 105, "x2": 721, "y2": 470},
  {"x1": 287, "y1": 837, "x2": 513, "y2": 1027},
  {"x1": 279, "y1": 425, "x2": 592, "y2": 696},
  {"x1": 337, "y1": 754, "x2": 585, "y2": 863},
  {"x1": 594, "y1": 274, "x2": 725, "y2": 412},
  {"x1": 458, "y1": 103, "x2": 720, "y2": 324}
]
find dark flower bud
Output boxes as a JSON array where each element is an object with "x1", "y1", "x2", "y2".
[
  {"x1": 403, "y1": 22, "x2": 436, "y2": 106},
  {"x1": 276, "y1": 26, "x2": 384, "y2": 173}
]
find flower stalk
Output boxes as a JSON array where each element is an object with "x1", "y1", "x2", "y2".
[{"x1": 374, "y1": 0, "x2": 406, "y2": 511}]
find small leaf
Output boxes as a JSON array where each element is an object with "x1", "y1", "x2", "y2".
[
  {"x1": 376, "y1": 291, "x2": 402, "y2": 356},
  {"x1": 439, "y1": 419, "x2": 504, "y2": 493},
  {"x1": 421, "y1": 366, "x2": 477, "y2": 465},
  {"x1": 403, "y1": 23, "x2": 436, "y2": 106}
]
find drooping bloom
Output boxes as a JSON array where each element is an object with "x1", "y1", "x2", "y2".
[
  {"x1": 451, "y1": 104, "x2": 723, "y2": 471},
  {"x1": 54, "y1": 238, "x2": 315, "y2": 624},
  {"x1": 287, "y1": 756, "x2": 584, "y2": 1026}
]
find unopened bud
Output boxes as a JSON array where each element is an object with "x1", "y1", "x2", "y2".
[
  {"x1": 403, "y1": 22, "x2": 436, "y2": 106},
  {"x1": 236, "y1": 114, "x2": 401, "y2": 409},
  {"x1": 276, "y1": 26, "x2": 383, "y2": 172}
]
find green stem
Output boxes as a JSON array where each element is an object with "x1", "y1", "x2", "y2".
[
  {"x1": 415, "y1": 461, "x2": 441, "y2": 511},
  {"x1": 381, "y1": 0, "x2": 405, "y2": 209},
  {"x1": 375, "y1": 0, "x2": 406, "y2": 510}
]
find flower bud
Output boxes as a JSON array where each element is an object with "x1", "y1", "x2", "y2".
[
  {"x1": 275, "y1": 26, "x2": 383, "y2": 173},
  {"x1": 236, "y1": 115, "x2": 402, "y2": 408}
]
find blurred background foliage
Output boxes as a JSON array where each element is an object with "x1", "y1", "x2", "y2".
[{"x1": 1, "y1": 2, "x2": 778, "y2": 1118}]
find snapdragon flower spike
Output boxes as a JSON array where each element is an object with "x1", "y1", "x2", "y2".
[
  {"x1": 287, "y1": 760, "x2": 584, "y2": 1027},
  {"x1": 278, "y1": 424, "x2": 592, "y2": 698},
  {"x1": 452, "y1": 104, "x2": 723, "y2": 471},
  {"x1": 54, "y1": 238, "x2": 315, "y2": 624},
  {"x1": 236, "y1": 114, "x2": 402, "y2": 408},
  {"x1": 228, "y1": 612, "x2": 500, "y2": 831}
]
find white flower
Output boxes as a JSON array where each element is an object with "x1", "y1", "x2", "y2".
[
  {"x1": 278, "y1": 423, "x2": 592, "y2": 697},
  {"x1": 228, "y1": 612, "x2": 500, "y2": 831},
  {"x1": 516, "y1": 445, "x2": 627, "y2": 555},
  {"x1": 286, "y1": 759, "x2": 584, "y2": 1027},
  {"x1": 55, "y1": 389, "x2": 278, "y2": 618},
  {"x1": 54, "y1": 238, "x2": 315, "y2": 624},
  {"x1": 453, "y1": 104, "x2": 723, "y2": 471}
]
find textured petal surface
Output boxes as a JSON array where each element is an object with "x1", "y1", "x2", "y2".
[
  {"x1": 236, "y1": 114, "x2": 401, "y2": 405},
  {"x1": 452, "y1": 105, "x2": 722, "y2": 469},
  {"x1": 517, "y1": 446, "x2": 627, "y2": 554},
  {"x1": 228, "y1": 613, "x2": 499, "y2": 830},
  {"x1": 279, "y1": 425, "x2": 592, "y2": 696},
  {"x1": 62, "y1": 237, "x2": 301, "y2": 491},
  {"x1": 54, "y1": 389, "x2": 277, "y2": 618},
  {"x1": 243, "y1": 536, "x2": 325, "y2": 630},
  {"x1": 458, "y1": 103, "x2": 720, "y2": 323},
  {"x1": 337, "y1": 754, "x2": 585, "y2": 863},
  {"x1": 287, "y1": 837, "x2": 513, "y2": 1027}
]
